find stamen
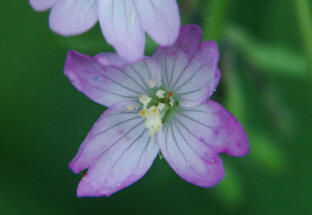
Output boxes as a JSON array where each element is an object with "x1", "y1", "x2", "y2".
[
  {"x1": 156, "y1": 89, "x2": 166, "y2": 98},
  {"x1": 169, "y1": 97, "x2": 175, "y2": 107},
  {"x1": 137, "y1": 88, "x2": 178, "y2": 136},
  {"x1": 157, "y1": 103, "x2": 166, "y2": 111},
  {"x1": 126, "y1": 104, "x2": 137, "y2": 111},
  {"x1": 139, "y1": 95, "x2": 151, "y2": 108}
]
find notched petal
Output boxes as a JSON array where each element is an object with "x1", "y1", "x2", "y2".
[
  {"x1": 159, "y1": 122, "x2": 225, "y2": 187},
  {"x1": 69, "y1": 101, "x2": 159, "y2": 197},
  {"x1": 177, "y1": 101, "x2": 249, "y2": 156},
  {"x1": 64, "y1": 50, "x2": 152, "y2": 107}
]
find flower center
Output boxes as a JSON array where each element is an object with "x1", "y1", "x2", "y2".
[{"x1": 137, "y1": 81, "x2": 179, "y2": 136}]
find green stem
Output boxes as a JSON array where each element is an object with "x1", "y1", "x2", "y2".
[
  {"x1": 294, "y1": 0, "x2": 312, "y2": 83},
  {"x1": 202, "y1": 0, "x2": 228, "y2": 41}
]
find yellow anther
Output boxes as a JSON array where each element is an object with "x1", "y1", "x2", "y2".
[{"x1": 139, "y1": 109, "x2": 147, "y2": 118}]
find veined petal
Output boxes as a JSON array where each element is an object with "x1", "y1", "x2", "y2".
[
  {"x1": 153, "y1": 25, "x2": 202, "y2": 60},
  {"x1": 29, "y1": 0, "x2": 58, "y2": 11},
  {"x1": 98, "y1": 0, "x2": 145, "y2": 61},
  {"x1": 49, "y1": 0, "x2": 98, "y2": 36},
  {"x1": 135, "y1": 0, "x2": 180, "y2": 46},
  {"x1": 159, "y1": 121, "x2": 225, "y2": 187},
  {"x1": 175, "y1": 41, "x2": 220, "y2": 107},
  {"x1": 176, "y1": 101, "x2": 249, "y2": 156},
  {"x1": 64, "y1": 50, "x2": 161, "y2": 107},
  {"x1": 70, "y1": 101, "x2": 159, "y2": 197},
  {"x1": 69, "y1": 101, "x2": 142, "y2": 173},
  {"x1": 153, "y1": 25, "x2": 220, "y2": 107}
]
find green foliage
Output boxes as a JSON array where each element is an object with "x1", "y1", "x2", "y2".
[{"x1": 1, "y1": 0, "x2": 312, "y2": 215}]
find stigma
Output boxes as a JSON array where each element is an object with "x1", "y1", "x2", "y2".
[
  {"x1": 136, "y1": 88, "x2": 178, "y2": 136},
  {"x1": 138, "y1": 91, "x2": 164, "y2": 136},
  {"x1": 140, "y1": 106, "x2": 162, "y2": 136}
]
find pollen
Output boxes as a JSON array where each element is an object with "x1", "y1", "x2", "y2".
[
  {"x1": 167, "y1": 91, "x2": 173, "y2": 98},
  {"x1": 139, "y1": 109, "x2": 147, "y2": 118},
  {"x1": 143, "y1": 106, "x2": 162, "y2": 136}
]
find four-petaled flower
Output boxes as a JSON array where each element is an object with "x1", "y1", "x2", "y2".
[
  {"x1": 64, "y1": 25, "x2": 249, "y2": 197},
  {"x1": 29, "y1": 0, "x2": 180, "y2": 61}
]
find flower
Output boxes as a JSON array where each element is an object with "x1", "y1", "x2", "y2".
[
  {"x1": 29, "y1": 0, "x2": 180, "y2": 61},
  {"x1": 64, "y1": 24, "x2": 249, "y2": 197}
]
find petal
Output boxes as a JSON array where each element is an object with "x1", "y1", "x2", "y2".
[
  {"x1": 153, "y1": 24, "x2": 202, "y2": 59},
  {"x1": 49, "y1": 0, "x2": 98, "y2": 36},
  {"x1": 94, "y1": 53, "x2": 127, "y2": 67},
  {"x1": 176, "y1": 100, "x2": 249, "y2": 156},
  {"x1": 98, "y1": 0, "x2": 145, "y2": 61},
  {"x1": 159, "y1": 121, "x2": 225, "y2": 187},
  {"x1": 153, "y1": 25, "x2": 220, "y2": 107},
  {"x1": 64, "y1": 50, "x2": 161, "y2": 107},
  {"x1": 69, "y1": 101, "x2": 159, "y2": 197},
  {"x1": 134, "y1": 0, "x2": 180, "y2": 45},
  {"x1": 29, "y1": 0, "x2": 58, "y2": 11}
]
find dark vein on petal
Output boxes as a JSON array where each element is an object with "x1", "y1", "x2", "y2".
[
  {"x1": 105, "y1": 111, "x2": 138, "y2": 118},
  {"x1": 170, "y1": 122, "x2": 204, "y2": 176},
  {"x1": 165, "y1": 125, "x2": 170, "y2": 155},
  {"x1": 179, "y1": 109, "x2": 214, "y2": 114},
  {"x1": 164, "y1": 54, "x2": 171, "y2": 88},
  {"x1": 129, "y1": 64, "x2": 150, "y2": 90},
  {"x1": 111, "y1": 0, "x2": 115, "y2": 27},
  {"x1": 169, "y1": 50, "x2": 179, "y2": 87},
  {"x1": 85, "y1": 0, "x2": 97, "y2": 19},
  {"x1": 114, "y1": 66, "x2": 149, "y2": 94},
  {"x1": 171, "y1": 57, "x2": 193, "y2": 89},
  {"x1": 110, "y1": 128, "x2": 147, "y2": 169},
  {"x1": 93, "y1": 85, "x2": 138, "y2": 99},
  {"x1": 87, "y1": 63, "x2": 142, "y2": 95},
  {"x1": 177, "y1": 85, "x2": 207, "y2": 96},
  {"x1": 134, "y1": 135, "x2": 151, "y2": 170},
  {"x1": 94, "y1": 116, "x2": 141, "y2": 136},
  {"x1": 177, "y1": 112, "x2": 216, "y2": 130},
  {"x1": 174, "y1": 62, "x2": 208, "y2": 92},
  {"x1": 96, "y1": 119, "x2": 145, "y2": 163},
  {"x1": 173, "y1": 120, "x2": 207, "y2": 161},
  {"x1": 143, "y1": 60, "x2": 152, "y2": 80}
]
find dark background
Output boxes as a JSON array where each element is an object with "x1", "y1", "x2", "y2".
[{"x1": 1, "y1": 0, "x2": 312, "y2": 214}]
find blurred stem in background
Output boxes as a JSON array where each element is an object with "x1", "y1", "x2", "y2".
[
  {"x1": 202, "y1": 0, "x2": 228, "y2": 41},
  {"x1": 294, "y1": 0, "x2": 312, "y2": 83}
]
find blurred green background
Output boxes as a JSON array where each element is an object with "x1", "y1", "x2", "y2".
[{"x1": 1, "y1": 0, "x2": 312, "y2": 214}]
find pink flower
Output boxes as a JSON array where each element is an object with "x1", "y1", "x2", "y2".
[
  {"x1": 29, "y1": 0, "x2": 180, "y2": 61},
  {"x1": 64, "y1": 25, "x2": 249, "y2": 197}
]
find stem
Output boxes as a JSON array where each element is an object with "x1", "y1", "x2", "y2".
[
  {"x1": 294, "y1": 0, "x2": 312, "y2": 83},
  {"x1": 202, "y1": 0, "x2": 228, "y2": 41}
]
